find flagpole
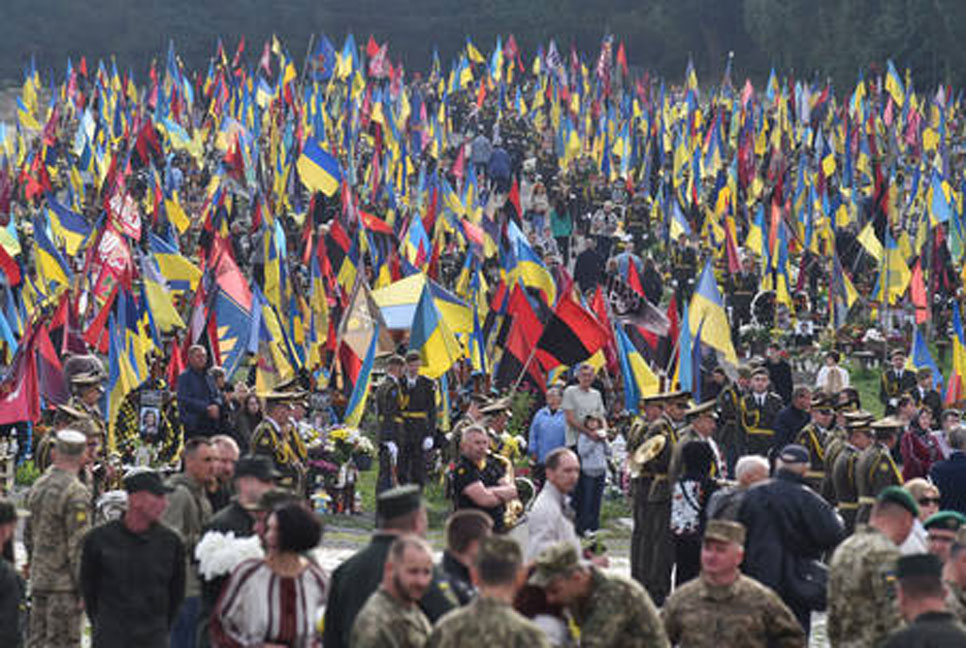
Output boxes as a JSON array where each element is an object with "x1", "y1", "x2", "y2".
[{"x1": 510, "y1": 343, "x2": 541, "y2": 393}]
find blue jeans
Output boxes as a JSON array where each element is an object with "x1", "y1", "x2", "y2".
[
  {"x1": 171, "y1": 595, "x2": 199, "y2": 648},
  {"x1": 576, "y1": 472, "x2": 605, "y2": 535}
]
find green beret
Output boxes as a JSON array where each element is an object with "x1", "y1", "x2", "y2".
[
  {"x1": 877, "y1": 485, "x2": 919, "y2": 518},
  {"x1": 923, "y1": 511, "x2": 966, "y2": 532},
  {"x1": 376, "y1": 485, "x2": 422, "y2": 521}
]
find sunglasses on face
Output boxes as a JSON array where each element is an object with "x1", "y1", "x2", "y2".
[{"x1": 919, "y1": 497, "x2": 941, "y2": 506}]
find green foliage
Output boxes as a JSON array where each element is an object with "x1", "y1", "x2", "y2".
[
  {"x1": 15, "y1": 459, "x2": 40, "y2": 487},
  {"x1": 3, "y1": 0, "x2": 965, "y2": 88},
  {"x1": 507, "y1": 390, "x2": 535, "y2": 438}
]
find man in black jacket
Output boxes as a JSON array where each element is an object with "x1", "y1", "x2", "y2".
[
  {"x1": 764, "y1": 343, "x2": 794, "y2": 405},
  {"x1": 439, "y1": 509, "x2": 493, "y2": 605},
  {"x1": 176, "y1": 345, "x2": 221, "y2": 439},
  {"x1": 738, "y1": 444, "x2": 844, "y2": 634},
  {"x1": 81, "y1": 470, "x2": 185, "y2": 648},
  {"x1": 883, "y1": 554, "x2": 966, "y2": 647}
]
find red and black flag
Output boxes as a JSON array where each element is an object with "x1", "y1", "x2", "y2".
[{"x1": 536, "y1": 297, "x2": 609, "y2": 369}]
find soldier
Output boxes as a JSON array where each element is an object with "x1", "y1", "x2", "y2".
[
  {"x1": 250, "y1": 391, "x2": 306, "y2": 492},
  {"x1": 34, "y1": 404, "x2": 94, "y2": 473},
  {"x1": 68, "y1": 370, "x2": 108, "y2": 453},
  {"x1": 350, "y1": 535, "x2": 434, "y2": 648},
  {"x1": 376, "y1": 355, "x2": 405, "y2": 494},
  {"x1": 450, "y1": 426, "x2": 517, "y2": 533},
  {"x1": 716, "y1": 365, "x2": 750, "y2": 474},
  {"x1": 944, "y1": 528, "x2": 966, "y2": 624},
  {"x1": 25, "y1": 430, "x2": 92, "y2": 648},
  {"x1": 821, "y1": 408, "x2": 872, "y2": 504},
  {"x1": 641, "y1": 390, "x2": 690, "y2": 605},
  {"x1": 428, "y1": 536, "x2": 549, "y2": 648},
  {"x1": 670, "y1": 400, "x2": 723, "y2": 481},
  {"x1": 831, "y1": 418, "x2": 875, "y2": 535},
  {"x1": 630, "y1": 393, "x2": 666, "y2": 586},
  {"x1": 882, "y1": 553, "x2": 966, "y2": 647},
  {"x1": 880, "y1": 349, "x2": 917, "y2": 415},
  {"x1": 728, "y1": 255, "x2": 759, "y2": 332},
  {"x1": 740, "y1": 367, "x2": 784, "y2": 457},
  {"x1": 529, "y1": 541, "x2": 669, "y2": 648},
  {"x1": 399, "y1": 350, "x2": 437, "y2": 486},
  {"x1": 662, "y1": 520, "x2": 806, "y2": 648},
  {"x1": 924, "y1": 511, "x2": 966, "y2": 563},
  {"x1": 856, "y1": 416, "x2": 904, "y2": 523},
  {"x1": 793, "y1": 393, "x2": 836, "y2": 492},
  {"x1": 827, "y1": 486, "x2": 915, "y2": 648},
  {"x1": 448, "y1": 394, "x2": 488, "y2": 466}
]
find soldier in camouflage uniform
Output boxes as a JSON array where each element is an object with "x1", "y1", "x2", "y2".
[
  {"x1": 25, "y1": 430, "x2": 92, "y2": 648},
  {"x1": 855, "y1": 417, "x2": 904, "y2": 523},
  {"x1": 831, "y1": 417, "x2": 875, "y2": 535},
  {"x1": 662, "y1": 520, "x2": 805, "y2": 648},
  {"x1": 827, "y1": 486, "x2": 915, "y2": 648},
  {"x1": 350, "y1": 535, "x2": 434, "y2": 648},
  {"x1": 34, "y1": 405, "x2": 95, "y2": 473},
  {"x1": 530, "y1": 541, "x2": 669, "y2": 648},
  {"x1": 429, "y1": 536, "x2": 549, "y2": 648}
]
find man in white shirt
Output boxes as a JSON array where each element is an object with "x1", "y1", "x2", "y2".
[{"x1": 527, "y1": 448, "x2": 581, "y2": 561}]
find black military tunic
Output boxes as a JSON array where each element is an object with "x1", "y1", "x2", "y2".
[
  {"x1": 375, "y1": 376, "x2": 403, "y2": 493},
  {"x1": 880, "y1": 369, "x2": 916, "y2": 415},
  {"x1": 740, "y1": 391, "x2": 784, "y2": 457},
  {"x1": 399, "y1": 375, "x2": 436, "y2": 486}
]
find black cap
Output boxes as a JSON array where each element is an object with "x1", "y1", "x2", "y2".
[
  {"x1": 377, "y1": 485, "x2": 422, "y2": 520},
  {"x1": 234, "y1": 456, "x2": 281, "y2": 483},
  {"x1": 123, "y1": 470, "x2": 175, "y2": 496},
  {"x1": 896, "y1": 553, "x2": 943, "y2": 580},
  {"x1": 778, "y1": 444, "x2": 810, "y2": 464}
]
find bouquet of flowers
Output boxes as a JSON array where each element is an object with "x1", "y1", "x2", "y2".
[
  {"x1": 326, "y1": 426, "x2": 375, "y2": 467},
  {"x1": 195, "y1": 531, "x2": 265, "y2": 581}
]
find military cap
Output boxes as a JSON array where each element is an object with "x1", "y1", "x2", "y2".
[
  {"x1": 896, "y1": 553, "x2": 943, "y2": 580},
  {"x1": 751, "y1": 366, "x2": 770, "y2": 378},
  {"x1": 811, "y1": 393, "x2": 835, "y2": 411},
  {"x1": 234, "y1": 455, "x2": 281, "y2": 483},
  {"x1": 124, "y1": 469, "x2": 175, "y2": 496},
  {"x1": 685, "y1": 400, "x2": 718, "y2": 420},
  {"x1": 53, "y1": 405, "x2": 97, "y2": 437},
  {"x1": 890, "y1": 348, "x2": 907, "y2": 360},
  {"x1": 917, "y1": 367, "x2": 934, "y2": 379},
  {"x1": 469, "y1": 393, "x2": 491, "y2": 406},
  {"x1": 870, "y1": 416, "x2": 905, "y2": 431},
  {"x1": 377, "y1": 484, "x2": 423, "y2": 520},
  {"x1": 777, "y1": 444, "x2": 810, "y2": 465},
  {"x1": 405, "y1": 350, "x2": 423, "y2": 363},
  {"x1": 529, "y1": 542, "x2": 583, "y2": 587},
  {"x1": 248, "y1": 488, "x2": 300, "y2": 512},
  {"x1": 386, "y1": 354, "x2": 406, "y2": 368},
  {"x1": 942, "y1": 409, "x2": 963, "y2": 421},
  {"x1": 843, "y1": 409, "x2": 875, "y2": 425},
  {"x1": 736, "y1": 365, "x2": 752, "y2": 380},
  {"x1": 54, "y1": 430, "x2": 88, "y2": 457},
  {"x1": 923, "y1": 511, "x2": 966, "y2": 532},
  {"x1": 261, "y1": 390, "x2": 307, "y2": 404},
  {"x1": 641, "y1": 393, "x2": 669, "y2": 406},
  {"x1": 704, "y1": 519, "x2": 746, "y2": 546},
  {"x1": 273, "y1": 376, "x2": 300, "y2": 392},
  {"x1": 480, "y1": 398, "x2": 512, "y2": 416},
  {"x1": 71, "y1": 372, "x2": 104, "y2": 387},
  {"x1": 877, "y1": 485, "x2": 919, "y2": 517}
]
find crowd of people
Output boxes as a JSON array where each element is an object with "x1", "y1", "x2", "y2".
[{"x1": 3, "y1": 28, "x2": 966, "y2": 647}]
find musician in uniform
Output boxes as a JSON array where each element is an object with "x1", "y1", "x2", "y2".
[
  {"x1": 856, "y1": 416, "x2": 904, "y2": 523},
  {"x1": 629, "y1": 394, "x2": 666, "y2": 586},
  {"x1": 376, "y1": 355, "x2": 405, "y2": 494},
  {"x1": 451, "y1": 425, "x2": 517, "y2": 533},
  {"x1": 821, "y1": 408, "x2": 872, "y2": 504},
  {"x1": 250, "y1": 392, "x2": 307, "y2": 493},
  {"x1": 399, "y1": 350, "x2": 437, "y2": 486},
  {"x1": 913, "y1": 367, "x2": 943, "y2": 424},
  {"x1": 793, "y1": 393, "x2": 837, "y2": 492},
  {"x1": 716, "y1": 365, "x2": 750, "y2": 475},
  {"x1": 880, "y1": 349, "x2": 917, "y2": 415},
  {"x1": 740, "y1": 367, "x2": 784, "y2": 457},
  {"x1": 728, "y1": 255, "x2": 759, "y2": 332},
  {"x1": 640, "y1": 389, "x2": 690, "y2": 606},
  {"x1": 832, "y1": 417, "x2": 875, "y2": 535}
]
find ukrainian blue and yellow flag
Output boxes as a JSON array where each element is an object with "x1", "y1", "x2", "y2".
[
  {"x1": 47, "y1": 197, "x2": 91, "y2": 256},
  {"x1": 688, "y1": 261, "x2": 737, "y2": 364},
  {"x1": 297, "y1": 137, "x2": 342, "y2": 196},
  {"x1": 343, "y1": 322, "x2": 378, "y2": 427},
  {"x1": 148, "y1": 232, "x2": 202, "y2": 294},
  {"x1": 616, "y1": 325, "x2": 659, "y2": 413},
  {"x1": 409, "y1": 284, "x2": 462, "y2": 379},
  {"x1": 32, "y1": 218, "x2": 72, "y2": 289}
]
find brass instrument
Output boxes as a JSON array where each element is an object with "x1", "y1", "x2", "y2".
[
  {"x1": 491, "y1": 452, "x2": 531, "y2": 530},
  {"x1": 627, "y1": 434, "x2": 666, "y2": 478}
]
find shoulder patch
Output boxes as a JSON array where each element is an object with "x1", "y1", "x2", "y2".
[{"x1": 75, "y1": 510, "x2": 87, "y2": 523}]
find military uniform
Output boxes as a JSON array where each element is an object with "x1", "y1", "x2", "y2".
[
  {"x1": 662, "y1": 573, "x2": 806, "y2": 648},
  {"x1": 728, "y1": 270, "x2": 758, "y2": 330},
  {"x1": 820, "y1": 431, "x2": 847, "y2": 504},
  {"x1": 25, "y1": 465, "x2": 92, "y2": 648},
  {"x1": 855, "y1": 442, "x2": 903, "y2": 523},
  {"x1": 451, "y1": 453, "x2": 506, "y2": 533},
  {"x1": 375, "y1": 375, "x2": 403, "y2": 493},
  {"x1": 715, "y1": 381, "x2": 744, "y2": 472},
  {"x1": 740, "y1": 391, "x2": 783, "y2": 457},
  {"x1": 880, "y1": 368, "x2": 916, "y2": 415},
  {"x1": 628, "y1": 414, "x2": 655, "y2": 586},
  {"x1": 350, "y1": 588, "x2": 432, "y2": 648},
  {"x1": 571, "y1": 568, "x2": 669, "y2": 648},
  {"x1": 946, "y1": 580, "x2": 966, "y2": 625},
  {"x1": 427, "y1": 596, "x2": 549, "y2": 648},
  {"x1": 826, "y1": 525, "x2": 902, "y2": 648},
  {"x1": 399, "y1": 375, "x2": 436, "y2": 486},
  {"x1": 831, "y1": 444, "x2": 862, "y2": 534},
  {"x1": 793, "y1": 422, "x2": 830, "y2": 492},
  {"x1": 640, "y1": 413, "x2": 680, "y2": 606},
  {"x1": 250, "y1": 416, "x2": 304, "y2": 493}
]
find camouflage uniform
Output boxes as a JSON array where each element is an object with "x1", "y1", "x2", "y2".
[
  {"x1": 350, "y1": 588, "x2": 432, "y2": 648},
  {"x1": 25, "y1": 467, "x2": 92, "y2": 648},
  {"x1": 572, "y1": 568, "x2": 669, "y2": 648},
  {"x1": 427, "y1": 596, "x2": 550, "y2": 648},
  {"x1": 946, "y1": 581, "x2": 966, "y2": 625},
  {"x1": 662, "y1": 574, "x2": 806, "y2": 647},
  {"x1": 826, "y1": 525, "x2": 902, "y2": 648}
]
